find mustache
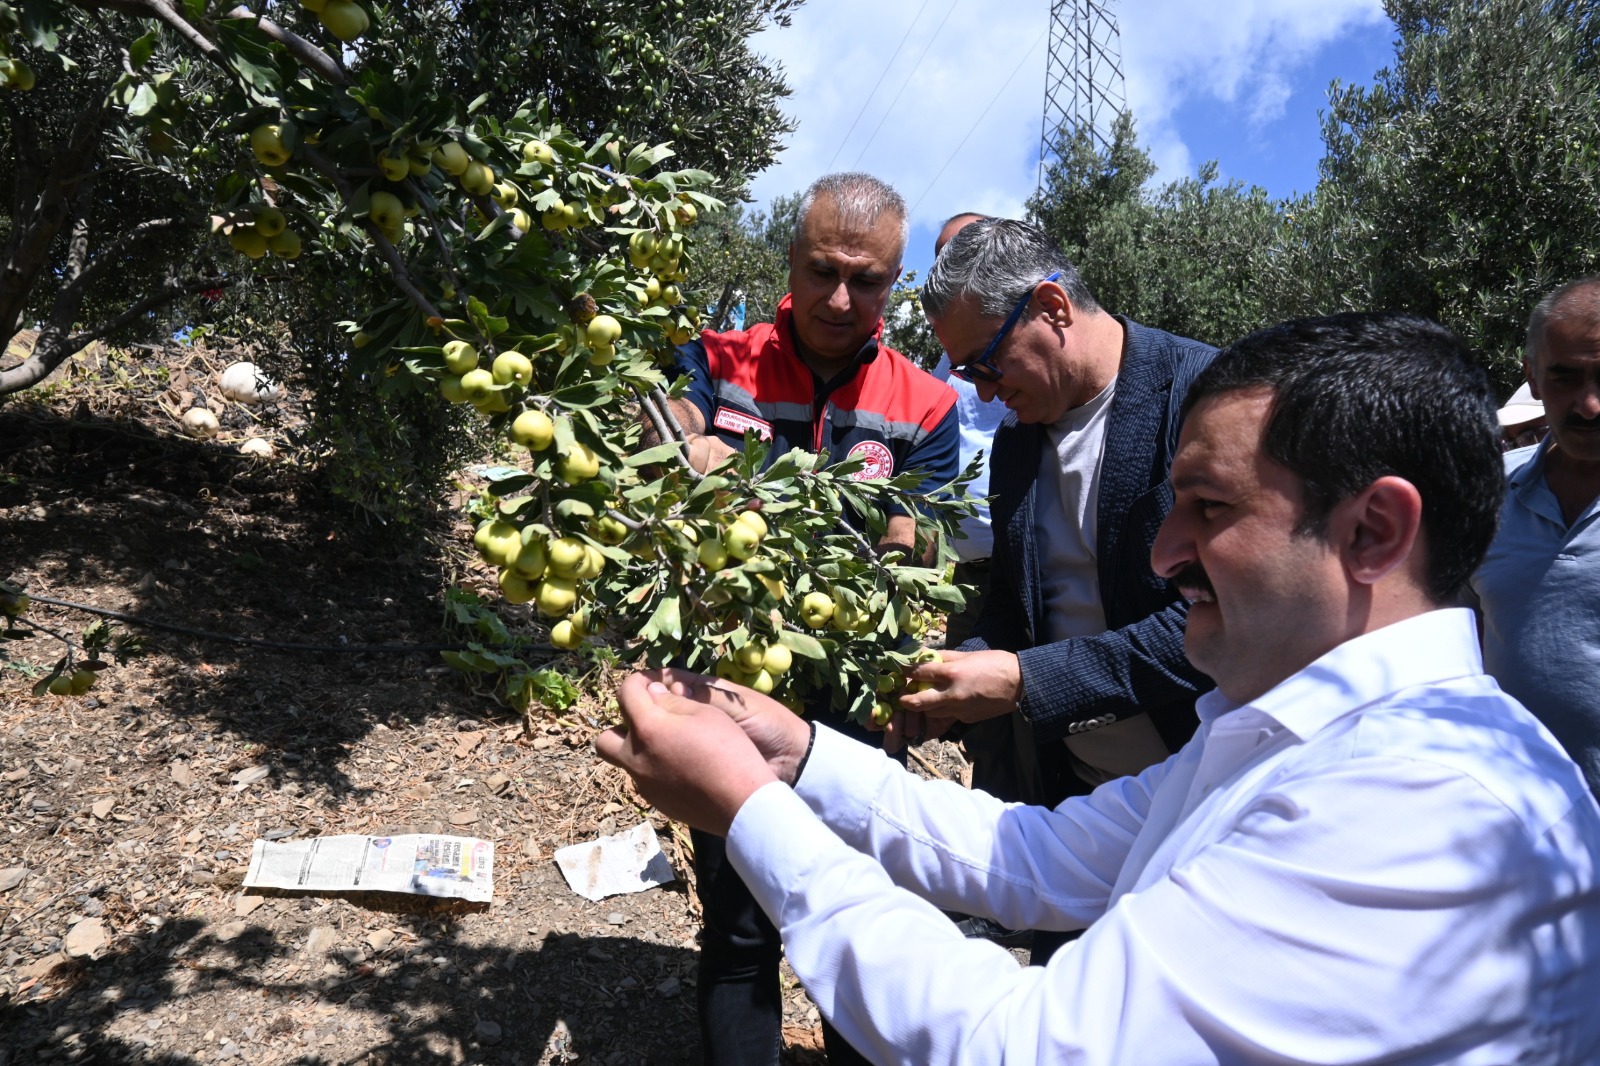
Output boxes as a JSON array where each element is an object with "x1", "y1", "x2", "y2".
[
  {"x1": 1170, "y1": 563, "x2": 1214, "y2": 599},
  {"x1": 1564, "y1": 413, "x2": 1600, "y2": 431}
]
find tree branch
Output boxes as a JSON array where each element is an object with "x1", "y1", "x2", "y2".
[
  {"x1": 222, "y1": 5, "x2": 348, "y2": 85},
  {"x1": 72, "y1": 216, "x2": 196, "y2": 292}
]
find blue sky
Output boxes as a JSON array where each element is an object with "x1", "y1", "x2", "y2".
[{"x1": 747, "y1": 0, "x2": 1398, "y2": 279}]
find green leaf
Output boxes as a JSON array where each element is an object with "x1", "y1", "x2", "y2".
[
  {"x1": 127, "y1": 83, "x2": 159, "y2": 118},
  {"x1": 776, "y1": 630, "x2": 827, "y2": 660},
  {"x1": 639, "y1": 591, "x2": 682, "y2": 643},
  {"x1": 129, "y1": 31, "x2": 158, "y2": 71},
  {"x1": 625, "y1": 442, "x2": 686, "y2": 467}
]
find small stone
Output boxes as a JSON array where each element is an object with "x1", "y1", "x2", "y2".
[
  {"x1": 656, "y1": 976, "x2": 681, "y2": 998},
  {"x1": 335, "y1": 945, "x2": 365, "y2": 965},
  {"x1": 365, "y1": 929, "x2": 395, "y2": 953},
  {"x1": 262, "y1": 828, "x2": 293, "y2": 841},
  {"x1": 215, "y1": 921, "x2": 248, "y2": 943},
  {"x1": 234, "y1": 894, "x2": 265, "y2": 917},
  {"x1": 231, "y1": 765, "x2": 270, "y2": 791},
  {"x1": 474, "y1": 1019, "x2": 502, "y2": 1045},
  {"x1": 448, "y1": 807, "x2": 479, "y2": 826},
  {"x1": 2, "y1": 766, "x2": 28, "y2": 782},
  {"x1": 523, "y1": 837, "x2": 542, "y2": 861},
  {"x1": 90, "y1": 798, "x2": 115, "y2": 820},
  {"x1": 62, "y1": 756, "x2": 84, "y2": 775},
  {"x1": 607, "y1": 912, "x2": 626, "y2": 926},
  {"x1": 0, "y1": 867, "x2": 27, "y2": 892},
  {"x1": 64, "y1": 917, "x2": 108, "y2": 958},
  {"x1": 483, "y1": 771, "x2": 510, "y2": 795},
  {"x1": 586, "y1": 945, "x2": 613, "y2": 962},
  {"x1": 304, "y1": 925, "x2": 338, "y2": 957},
  {"x1": 170, "y1": 761, "x2": 195, "y2": 788}
]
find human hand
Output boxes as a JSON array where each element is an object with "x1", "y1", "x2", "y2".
[
  {"x1": 594, "y1": 672, "x2": 779, "y2": 835},
  {"x1": 652, "y1": 668, "x2": 813, "y2": 785},
  {"x1": 685, "y1": 433, "x2": 738, "y2": 473},
  {"x1": 878, "y1": 706, "x2": 958, "y2": 755},
  {"x1": 896, "y1": 649, "x2": 1022, "y2": 725}
]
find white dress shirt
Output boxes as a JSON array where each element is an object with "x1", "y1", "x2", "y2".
[{"x1": 726, "y1": 609, "x2": 1600, "y2": 1064}]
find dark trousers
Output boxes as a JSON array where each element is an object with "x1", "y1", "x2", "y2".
[{"x1": 692, "y1": 712, "x2": 902, "y2": 1065}]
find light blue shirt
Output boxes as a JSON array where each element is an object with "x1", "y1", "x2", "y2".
[
  {"x1": 933, "y1": 353, "x2": 1006, "y2": 562},
  {"x1": 1468, "y1": 440, "x2": 1600, "y2": 793}
]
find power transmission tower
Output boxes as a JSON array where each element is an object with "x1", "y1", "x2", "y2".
[{"x1": 1038, "y1": 0, "x2": 1127, "y2": 190}]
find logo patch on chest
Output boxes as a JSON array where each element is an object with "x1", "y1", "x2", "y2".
[
  {"x1": 845, "y1": 439, "x2": 895, "y2": 480},
  {"x1": 712, "y1": 406, "x2": 773, "y2": 441}
]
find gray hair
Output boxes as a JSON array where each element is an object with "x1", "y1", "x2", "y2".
[
  {"x1": 794, "y1": 172, "x2": 909, "y2": 264},
  {"x1": 921, "y1": 218, "x2": 1100, "y2": 319},
  {"x1": 1526, "y1": 275, "x2": 1600, "y2": 365}
]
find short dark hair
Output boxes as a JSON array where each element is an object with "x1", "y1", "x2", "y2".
[{"x1": 1182, "y1": 312, "x2": 1504, "y2": 603}]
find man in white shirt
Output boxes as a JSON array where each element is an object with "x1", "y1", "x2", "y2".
[{"x1": 597, "y1": 311, "x2": 1600, "y2": 1064}]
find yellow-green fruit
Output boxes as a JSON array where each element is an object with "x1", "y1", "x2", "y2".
[
  {"x1": 301, "y1": 0, "x2": 329, "y2": 11},
  {"x1": 476, "y1": 391, "x2": 511, "y2": 414},
  {"x1": 542, "y1": 202, "x2": 569, "y2": 231},
  {"x1": 906, "y1": 648, "x2": 943, "y2": 693},
  {"x1": 592, "y1": 516, "x2": 628, "y2": 545},
  {"x1": 407, "y1": 149, "x2": 433, "y2": 176},
  {"x1": 478, "y1": 520, "x2": 522, "y2": 567},
  {"x1": 734, "y1": 642, "x2": 766, "y2": 673},
  {"x1": 546, "y1": 537, "x2": 587, "y2": 578},
  {"x1": 434, "y1": 142, "x2": 470, "y2": 176},
  {"x1": 442, "y1": 339, "x2": 478, "y2": 374},
  {"x1": 755, "y1": 573, "x2": 787, "y2": 602},
  {"x1": 870, "y1": 700, "x2": 895, "y2": 727},
  {"x1": 6, "y1": 61, "x2": 33, "y2": 91},
  {"x1": 68, "y1": 669, "x2": 96, "y2": 695},
  {"x1": 799, "y1": 591, "x2": 835, "y2": 629},
  {"x1": 47, "y1": 675, "x2": 72, "y2": 696},
  {"x1": 250, "y1": 124, "x2": 290, "y2": 167},
  {"x1": 588, "y1": 343, "x2": 615, "y2": 367},
  {"x1": 492, "y1": 350, "x2": 534, "y2": 386},
  {"x1": 749, "y1": 669, "x2": 775, "y2": 695},
  {"x1": 368, "y1": 190, "x2": 405, "y2": 231},
  {"x1": 549, "y1": 620, "x2": 581, "y2": 649},
  {"x1": 830, "y1": 601, "x2": 868, "y2": 634},
  {"x1": 561, "y1": 203, "x2": 584, "y2": 229},
  {"x1": 522, "y1": 139, "x2": 555, "y2": 166},
  {"x1": 534, "y1": 577, "x2": 577, "y2": 617},
  {"x1": 0, "y1": 592, "x2": 29, "y2": 618},
  {"x1": 875, "y1": 672, "x2": 900, "y2": 695},
  {"x1": 229, "y1": 227, "x2": 268, "y2": 259},
  {"x1": 252, "y1": 207, "x2": 286, "y2": 237},
  {"x1": 735, "y1": 510, "x2": 769, "y2": 538},
  {"x1": 378, "y1": 152, "x2": 409, "y2": 182},
  {"x1": 510, "y1": 207, "x2": 533, "y2": 232},
  {"x1": 722, "y1": 522, "x2": 761, "y2": 561},
  {"x1": 643, "y1": 277, "x2": 662, "y2": 302},
  {"x1": 586, "y1": 315, "x2": 623, "y2": 347},
  {"x1": 459, "y1": 368, "x2": 494, "y2": 402},
  {"x1": 555, "y1": 443, "x2": 601, "y2": 484},
  {"x1": 439, "y1": 375, "x2": 468, "y2": 404},
  {"x1": 500, "y1": 569, "x2": 537, "y2": 605},
  {"x1": 492, "y1": 182, "x2": 520, "y2": 208},
  {"x1": 714, "y1": 656, "x2": 740, "y2": 681},
  {"x1": 676, "y1": 200, "x2": 698, "y2": 225},
  {"x1": 511, "y1": 409, "x2": 554, "y2": 450},
  {"x1": 318, "y1": 0, "x2": 369, "y2": 41},
  {"x1": 575, "y1": 545, "x2": 605, "y2": 580},
  {"x1": 898, "y1": 605, "x2": 925, "y2": 636},
  {"x1": 267, "y1": 230, "x2": 302, "y2": 259},
  {"x1": 569, "y1": 608, "x2": 592, "y2": 637},
  {"x1": 697, "y1": 539, "x2": 728, "y2": 570},
  {"x1": 461, "y1": 161, "x2": 495, "y2": 196},
  {"x1": 352, "y1": 330, "x2": 372, "y2": 349},
  {"x1": 761, "y1": 644, "x2": 793, "y2": 676},
  {"x1": 512, "y1": 536, "x2": 547, "y2": 579}
]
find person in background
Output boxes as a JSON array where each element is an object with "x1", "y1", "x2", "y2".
[
  {"x1": 1468, "y1": 276, "x2": 1600, "y2": 796},
  {"x1": 597, "y1": 311, "x2": 1600, "y2": 1066},
  {"x1": 647, "y1": 170, "x2": 958, "y2": 1065},
  {"x1": 1498, "y1": 380, "x2": 1548, "y2": 449}
]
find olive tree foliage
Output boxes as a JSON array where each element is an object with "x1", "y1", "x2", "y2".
[
  {"x1": 1317, "y1": 0, "x2": 1600, "y2": 381},
  {"x1": 3, "y1": 0, "x2": 973, "y2": 719},
  {"x1": 1029, "y1": 0, "x2": 1600, "y2": 386},
  {"x1": 684, "y1": 192, "x2": 796, "y2": 331}
]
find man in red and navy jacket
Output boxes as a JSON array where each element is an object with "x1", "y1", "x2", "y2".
[
  {"x1": 660, "y1": 175, "x2": 959, "y2": 558},
  {"x1": 654, "y1": 172, "x2": 958, "y2": 1066}
]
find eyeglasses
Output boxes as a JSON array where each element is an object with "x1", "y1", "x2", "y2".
[{"x1": 949, "y1": 271, "x2": 1062, "y2": 384}]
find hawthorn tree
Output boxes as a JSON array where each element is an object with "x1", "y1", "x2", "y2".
[{"x1": 5, "y1": 0, "x2": 972, "y2": 720}]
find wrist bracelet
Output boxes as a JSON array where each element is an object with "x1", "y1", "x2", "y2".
[{"x1": 792, "y1": 720, "x2": 818, "y2": 787}]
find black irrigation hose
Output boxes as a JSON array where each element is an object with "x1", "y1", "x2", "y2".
[{"x1": 26, "y1": 593, "x2": 472, "y2": 655}]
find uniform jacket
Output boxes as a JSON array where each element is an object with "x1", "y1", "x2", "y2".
[{"x1": 961, "y1": 318, "x2": 1217, "y2": 755}]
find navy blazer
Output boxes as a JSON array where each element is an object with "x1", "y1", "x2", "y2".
[{"x1": 960, "y1": 318, "x2": 1217, "y2": 755}]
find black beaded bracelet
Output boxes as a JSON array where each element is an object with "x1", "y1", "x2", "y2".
[{"x1": 791, "y1": 719, "x2": 819, "y2": 787}]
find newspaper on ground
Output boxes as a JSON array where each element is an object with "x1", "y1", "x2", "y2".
[
  {"x1": 243, "y1": 834, "x2": 493, "y2": 902},
  {"x1": 554, "y1": 821, "x2": 675, "y2": 902}
]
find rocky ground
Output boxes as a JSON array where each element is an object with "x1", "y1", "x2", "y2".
[{"x1": 0, "y1": 344, "x2": 981, "y2": 1065}]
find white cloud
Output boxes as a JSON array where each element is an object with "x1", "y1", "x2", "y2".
[{"x1": 745, "y1": 0, "x2": 1389, "y2": 261}]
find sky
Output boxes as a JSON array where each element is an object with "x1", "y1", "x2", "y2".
[{"x1": 746, "y1": 0, "x2": 1397, "y2": 278}]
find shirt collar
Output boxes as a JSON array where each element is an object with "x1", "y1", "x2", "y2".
[{"x1": 1194, "y1": 608, "x2": 1485, "y2": 740}]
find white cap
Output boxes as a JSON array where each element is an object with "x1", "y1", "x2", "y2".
[{"x1": 1497, "y1": 382, "x2": 1544, "y2": 427}]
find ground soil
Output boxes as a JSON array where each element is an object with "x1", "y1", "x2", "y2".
[{"x1": 0, "y1": 344, "x2": 979, "y2": 1065}]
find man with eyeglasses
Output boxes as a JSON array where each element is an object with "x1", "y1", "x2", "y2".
[{"x1": 894, "y1": 220, "x2": 1216, "y2": 940}]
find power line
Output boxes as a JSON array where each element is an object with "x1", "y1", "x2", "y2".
[
  {"x1": 821, "y1": 0, "x2": 939, "y2": 175},
  {"x1": 909, "y1": 25, "x2": 1049, "y2": 215},
  {"x1": 849, "y1": 0, "x2": 965, "y2": 171}
]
